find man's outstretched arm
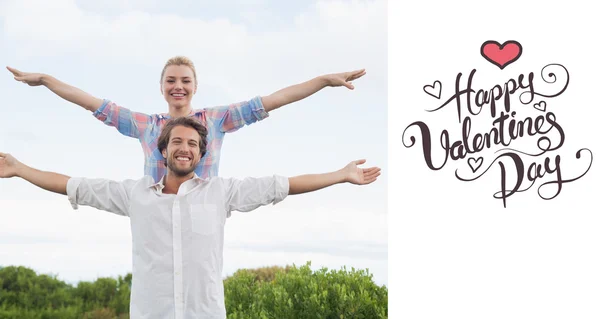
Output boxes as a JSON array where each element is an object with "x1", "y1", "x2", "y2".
[
  {"x1": 288, "y1": 159, "x2": 380, "y2": 195},
  {"x1": 0, "y1": 152, "x2": 133, "y2": 216},
  {"x1": 7, "y1": 66, "x2": 104, "y2": 112},
  {"x1": 225, "y1": 159, "x2": 381, "y2": 214},
  {"x1": 261, "y1": 69, "x2": 367, "y2": 113},
  {"x1": 0, "y1": 152, "x2": 69, "y2": 195}
]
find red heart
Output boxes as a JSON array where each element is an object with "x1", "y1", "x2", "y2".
[{"x1": 480, "y1": 40, "x2": 522, "y2": 70}]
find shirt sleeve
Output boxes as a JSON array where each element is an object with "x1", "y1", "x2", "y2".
[
  {"x1": 93, "y1": 99, "x2": 154, "y2": 139},
  {"x1": 204, "y1": 96, "x2": 269, "y2": 133},
  {"x1": 224, "y1": 175, "x2": 289, "y2": 216},
  {"x1": 66, "y1": 177, "x2": 139, "y2": 217}
]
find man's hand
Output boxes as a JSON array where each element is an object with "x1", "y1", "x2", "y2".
[
  {"x1": 0, "y1": 152, "x2": 69, "y2": 194},
  {"x1": 342, "y1": 159, "x2": 380, "y2": 185},
  {"x1": 0, "y1": 152, "x2": 21, "y2": 178},
  {"x1": 6, "y1": 66, "x2": 45, "y2": 86},
  {"x1": 324, "y1": 69, "x2": 367, "y2": 90}
]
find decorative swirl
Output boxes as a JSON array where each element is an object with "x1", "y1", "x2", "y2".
[
  {"x1": 520, "y1": 63, "x2": 569, "y2": 104},
  {"x1": 537, "y1": 148, "x2": 593, "y2": 200},
  {"x1": 494, "y1": 147, "x2": 545, "y2": 157},
  {"x1": 454, "y1": 152, "x2": 512, "y2": 181},
  {"x1": 493, "y1": 178, "x2": 536, "y2": 198},
  {"x1": 494, "y1": 136, "x2": 558, "y2": 157}
]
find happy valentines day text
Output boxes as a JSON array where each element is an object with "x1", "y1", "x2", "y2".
[{"x1": 403, "y1": 63, "x2": 593, "y2": 207}]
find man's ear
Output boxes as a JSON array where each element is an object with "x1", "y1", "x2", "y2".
[{"x1": 162, "y1": 148, "x2": 167, "y2": 159}]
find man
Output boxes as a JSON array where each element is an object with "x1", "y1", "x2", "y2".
[{"x1": 0, "y1": 117, "x2": 380, "y2": 318}]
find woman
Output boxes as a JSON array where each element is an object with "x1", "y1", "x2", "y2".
[{"x1": 7, "y1": 56, "x2": 366, "y2": 181}]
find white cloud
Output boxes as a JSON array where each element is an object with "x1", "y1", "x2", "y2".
[
  {"x1": 2, "y1": 0, "x2": 386, "y2": 97},
  {"x1": 225, "y1": 204, "x2": 387, "y2": 247},
  {"x1": 77, "y1": 0, "x2": 162, "y2": 12}
]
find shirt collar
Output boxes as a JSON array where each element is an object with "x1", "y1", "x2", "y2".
[{"x1": 149, "y1": 174, "x2": 206, "y2": 194}]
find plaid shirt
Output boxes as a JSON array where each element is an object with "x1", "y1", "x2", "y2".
[{"x1": 93, "y1": 97, "x2": 268, "y2": 181}]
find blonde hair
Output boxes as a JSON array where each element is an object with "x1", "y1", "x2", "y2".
[{"x1": 160, "y1": 56, "x2": 197, "y2": 85}]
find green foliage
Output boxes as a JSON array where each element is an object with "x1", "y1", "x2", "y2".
[
  {"x1": 0, "y1": 262, "x2": 387, "y2": 318},
  {"x1": 0, "y1": 266, "x2": 129, "y2": 319},
  {"x1": 224, "y1": 262, "x2": 388, "y2": 319}
]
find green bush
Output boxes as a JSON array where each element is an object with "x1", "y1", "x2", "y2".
[
  {"x1": 0, "y1": 266, "x2": 129, "y2": 319},
  {"x1": 224, "y1": 262, "x2": 388, "y2": 319},
  {"x1": 0, "y1": 262, "x2": 387, "y2": 318}
]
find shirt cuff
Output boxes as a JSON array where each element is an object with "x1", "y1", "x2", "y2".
[
  {"x1": 273, "y1": 175, "x2": 289, "y2": 205},
  {"x1": 92, "y1": 99, "x2": 111, "y2": 119},
  {"x1": 251, "y1": 96, "x2": 269, "y2": 121},
  {"x1": 66, "y1": 177, "x2": 83, "y2": 210}
]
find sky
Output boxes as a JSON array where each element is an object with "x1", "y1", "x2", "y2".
[{"x1": 0, "y1": 0, "x2": 388, "y2": 286}]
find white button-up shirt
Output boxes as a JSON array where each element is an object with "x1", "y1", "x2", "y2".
[{"x1": 66, "y1": 174, "x2": 289, "y2": 319}]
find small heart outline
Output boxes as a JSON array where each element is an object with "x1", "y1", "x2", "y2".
[
  {"x1": 423, "y1": 80, "x2": 442, "y2": 99},
  {"x1": 468, "y1": 157, "x2": 483, "y2": 173},
  {"x1": 533, "y1": 101, "x2": 546, "y2": 112}
]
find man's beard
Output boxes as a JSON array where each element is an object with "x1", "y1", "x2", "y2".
[{"x1": 167, "y1": 158, "x2": 196, "y2": 177}]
